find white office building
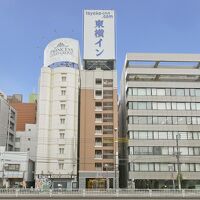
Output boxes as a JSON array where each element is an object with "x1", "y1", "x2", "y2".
[
  {"x1": 35, "y1": 38, "x2": 80, "y2": 189},
  {"x1": 120, "y1": 53, "x2": 200, "y2": 189}
]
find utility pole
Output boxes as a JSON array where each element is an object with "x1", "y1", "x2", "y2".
[
  {"x1": 114, "y1": 128, "x2": 118, "y2": 190},
  {"x1": 176, "y1": 134, "x2": 181, "y2": 190}
]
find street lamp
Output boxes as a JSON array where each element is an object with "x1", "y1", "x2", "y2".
[
  {"x1": 176, "y1": 133, "x2": 181, "y2": 190},
  {"x1": 114, "y1": 127, "x2": 118, "y2": 189}
]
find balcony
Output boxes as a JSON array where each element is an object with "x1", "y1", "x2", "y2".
[
  {"x1": 95, "y1": 142, "x2": 103, "y2": 147},
  {"x1": 95, "y1": 106, "x2": 102, "y2": 111},
  {"x1": 95, "y1": 129, "x2": 102, "y2": 135},
  {"x1": 95, "y1": 118, "x2": 102, "y2": 123},
  {"x1": 95, "y1": 154, "x2": 103, "y2": 159}
]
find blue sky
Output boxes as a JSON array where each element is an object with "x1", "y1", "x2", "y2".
[{"x1": 0, "y1": 0, "x2": 200, "y2": 101}]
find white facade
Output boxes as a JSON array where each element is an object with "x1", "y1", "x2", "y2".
[
  {"x1": 35, "y1": 38, "x2": 80, "y2": 189},
  {"x1": 15, "y1": 124, "x2": 37, "y2": 161},
  {"x1": 0, "y1": 146, "x2": 34, "y2": 188}
]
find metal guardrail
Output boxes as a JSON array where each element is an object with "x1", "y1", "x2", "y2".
[{"x1": 0, "y1": 189, "x2": 200, "y2": 198}]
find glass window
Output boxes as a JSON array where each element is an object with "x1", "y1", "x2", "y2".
[
  {"x1": 166, "y1": 89, "x2": 170, "y2": 96},
  {"x1": 168, "y1": 132, "x2": 173, "y2": 139},
  {"x1": 196, "y1": 164, "x2": 200, "y2": 171},
  {"x1": 166, "y1": 117, "x2": 172, "y2": 125},
  {"x1": 129, "y1": 147, "x2": 134, "y2": 155},
  {"x1": 153, "y1": 117, "x2": 158, "y2": 124},
  {"x1": 181, "y1": 163, "x2": 189, "y2": 171},
  {"x1": 129, "y1": 131, "x2": 134, "y2": 139},
  {"x1": 159, "y1": 132, "x2": 167, "y2": 139},
  {"x1": 152, "y1": 89, "x2": 157, "y2": 96},
  {"x1": 158, "y1": 117, "x2": 166, "y2": 125},
  {"x1": 192, "y1": 117, "x2": 197, "y2": 125},
  {"x1": 155, "y1": 163, "x2": 160, "y2": 171},
  {"x1": 196, "y1": 103, "x2": 200, "y2": 110},
  {"x1": 62, "y1": 76, "x2": 66, "y2": 82},
  {"x1": 190, "y1": 89, "x2": 195, "y2": 96},
  {"x1": 160, "y1": 164, "x2": 168, "y2": 171},
  {"x1": 166, "y1": 102, "x2": 171, "y2": 110},
  {"x1": 147, "y1": 116, "x2": 152, "y2": 124},
  {"x1": 154, "y1": 132, "x2": 159, "y2": 139},
  {"x1": 134, "y1": 147, "x2": 140, "y2": 154},
  {"x1": 149, "y1": 163, "x2": 154, "y2": 171},
  {"x1": 127, "y1": 88, "x2": 132, "y2": 96},
  {"x1": 128, "y1": 102, "x2": 133, "y2": 109},
  {"x1": 173, "y1": 117, "x2": 177, "y2": 124},
  {"x1": 171, "y1": 89, "x2": 176, "y2": 96},
  {"x1": 152, "y1": 102, "x2": 157, "y2": 109},
  {"x1": 177, "y1": 103, "x2": 185, "y2": 110},
  {"x1": 188, "y1": 147, "x2": 193, "y2": 155},
  {"x1": 162, "y1": 147, "x2": 168, "y2": 155},
  {"x1": 190, "y1": 164, "x2": 195, "y2": 172},
  {"x1": 133, "y1": 88, "x2": 137, "y2": 95},
  {"x1": 157, "y1": 103, "x2": 166, "y2": 110},
  {"x1": 191, "y1": 103, "x2": 196, "y2": 110},
  {"x1": 157, "y1": 89, "x2": 165, "y2": 96},
  {"x1": 147, "y1": 102, "x2": 152, "y2": 110},
  {"x1": 185, "y1": 89, "x2": 190, "y2": 96},
  {"x1": 138, "y1": 88, "x2": 146, "y2": 96},
  {"x1": 176, "y1": 89, "x2": 184, "y2": 96},
  {"x1": 180, "y1": 147, "x2": 188, "y2": 155},
  {"x1": 187, "y1": 117, "x2": 192, "y2": 125},
  {"x1": 129, "y1": 117, "x2": 133, "y2": 124},
  {"x1": 140, "y1": 163, "x2": 149, "y2": 171},
  {"x1": 146, "y1": 88, "x2": 151, "y2": 96},
  {"x1": 133, "y1": 102, "x2": 137, "y2": 109},
  {"x1": 95, "y1": 78, "x2": 102, "y2": 85},
  {"x1": 194, "y1": 148, "x2": 200, "y2": 155},
  {"x1": 138, "y1": 102, "x2": 146, "y2": 110},
  {"x1": 195, "y1": 89, "x2": 200, "y2": 97},
  {"x1": 148, "y1": 131, "x2": 153, "y2": 139},
  {"x1": 178, "y1": 117, "x2": 186, "y2": 125},
  {"x1": 154, "y1": 146, "x2": 162, "y2": 155},
  {"x1": 133, "y1": 117, "x2": 138, "y2": 124},
  {"x1": 188, "y1": 132, "x2": 193, "y2": 139},
  {"x1": 197, "y1": 117, "x2": 200, "y2": 125},
  {"x1": 134, "y1": 131, "x2": 139, "y2": 139},
  {"x1": 140, "y1": 131, "x2": 147, "y2": 139},
  {"x1": 193, "y1": 132, "x2": 199, "y2": 140},
  {"x1": 138, "y1": 117, "x2": 147, "y2": 124},
  {"x1": 169, "y1": 147, "x2": 174, "y2": 155},
  {"x1": 185, "y1": 103, "x2": 190, "y2": 110},
  {"x1": 172, "y1": 103, "x2": 176, "y2": 110},
  {"x1": 134, "y1": 163, "x2": 140, "y2": 171}
]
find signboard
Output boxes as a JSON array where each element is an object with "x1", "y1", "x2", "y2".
[
  {"x1": 44, "y1": 38, "x2": 79, "y2": 66},
  {"x1": 84, "y1": 10, "x2": 115, "y2": 60}
]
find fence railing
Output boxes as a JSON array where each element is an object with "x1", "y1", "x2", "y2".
[{"x1": 0, "y1": 188, "x2": 200, "y2": 198}]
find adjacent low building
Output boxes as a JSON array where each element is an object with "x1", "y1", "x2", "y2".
[
  {"x1": 0, "y1": 146, "x2": 34, "y2": 188},
  {"x1": 120, "y1": 53, "x2": 200, "y2": 189}
]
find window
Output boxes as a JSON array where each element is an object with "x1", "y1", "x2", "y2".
[
  {"x1": 103, "y1": 90, "x2": 113, "y2": 99},
  {"x1": 62, "y1": 76, "x2": 66, "y2": 82},
  {"x1": 95, "y1": 78, "x2": 102, "y2": 85},
  {"x1": 5, "y1": 164, "x2": 20, "y2": 171},
  {"x1": 60, "y1": 133, "x2": 65, "y2": 139},
  {"x1": 103, "y1": 79, "x2": 113, "y2": 87},
  {"x1": 59, "y1": 163, "x2": 64, "y2": 170},
  {"x1": 95, "y1": 90, "x2": 102, "y2": 96},
  {"x1": 59, "y1": 147, "x2": 64, "y2": 154},
  {"x1": 61, "y1": 104, "x2": 66, "y2": 110},
  {"x1": 157, "y1": 89, "x2": 165, "y2": 96},
  {"x1": 61, "y1": 90, "x2": 66, "y2": 96},
  {"x1": 15, "y1": 138, "x2": 20, "y2": 142},
  {"x1": 60, "y1": 118, "x2": 65, "y2": 124},
  {"x1": 138, "y1": 88, "x2": 146, "y2": 96},
  {"x1": 95, "y1": 163, "x2": 102, "y2": 171}
]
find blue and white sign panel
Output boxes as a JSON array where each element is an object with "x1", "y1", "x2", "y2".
[{"x1": 84, "y1": 10, "x2": 115, "y2": 60}]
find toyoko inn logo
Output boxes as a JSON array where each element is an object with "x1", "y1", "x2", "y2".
[{"x1": 49, "y1": 42, "x2": 74, "y2": 58}]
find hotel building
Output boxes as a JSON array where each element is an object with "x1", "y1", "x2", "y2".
[
  {"x1": 78, "y1": 10, "x2": 118, "y2": 189},
  {"x1": 35, "y1": 38, "x2": 80, "y2": 189}
]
